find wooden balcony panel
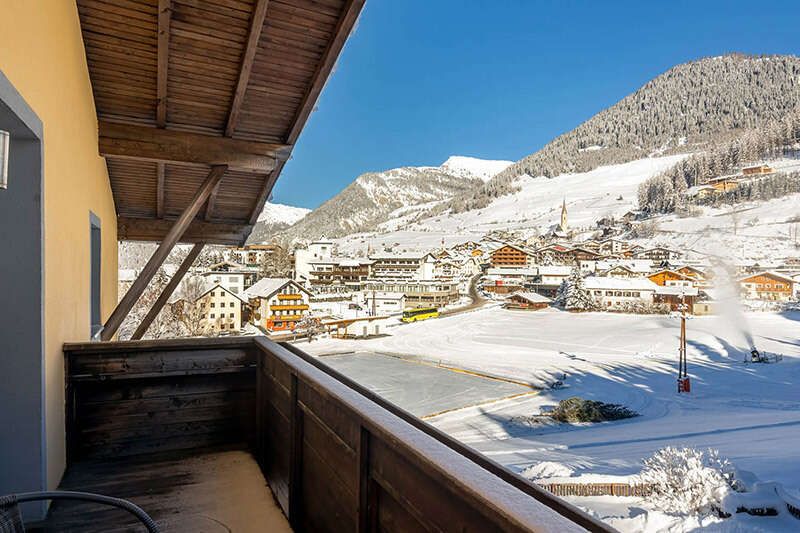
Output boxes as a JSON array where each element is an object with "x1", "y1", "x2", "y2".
[{"x1": 269, "y1": 304, "x2": 309, "y2": 311}]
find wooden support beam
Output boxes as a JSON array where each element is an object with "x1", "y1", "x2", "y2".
[
  {"x1": 156, "y1": 0, "x2": 171, "y2": 127},
  {"x1": 156, "y1": 162, "x2": 165, "y2": 218},
  {"x1": 99, "y1": 121, "x2": 290, "y2": 173},
  {"x1": 204, "y1": 180, "x2": 222, "y2": 221},
  {"x1": 130, "y1": 243, "x2": 204, "y2": 340},
  {"x1": 118, "y1": 217, "x2": 251, "y2": 245},
  {"x1": 247, "y1": 0, "x2": 364, "y2": 224},
  {"x1": 101, "y1": 165, "x2": 227, "y2": 340},
  {"x1": 225, "y1": 0, "x2": 269, "y2": 137}
]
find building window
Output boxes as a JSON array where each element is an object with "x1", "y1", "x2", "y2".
[
  {"x1": 229, "y1": 302, "x2": 234, "y2": 307},
  {"x1": 210, "y1": 313, "x2": 215, "y2": 318},
  {"x1": 89, "y1": 213, "x2": 102, "y2": 339},
  {"x1": 0, "y1": 129, "x2": 8, "y2": 189}
]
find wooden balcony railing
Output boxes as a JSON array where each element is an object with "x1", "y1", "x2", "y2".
[{"x1": 63, "y1": 337, "x2": 611, "y2": 532}]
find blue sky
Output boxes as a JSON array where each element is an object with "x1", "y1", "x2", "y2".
[{"x1": 272, "y1": 0, "x2": 800, "y2": 209}]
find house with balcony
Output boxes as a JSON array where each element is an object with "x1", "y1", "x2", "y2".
[
  {"x1": 243, "y1": 278, "x2": 312, "y2": 332},
  {"x1": 200, "y1": 260, "x2": 260, "y2": 296},
  {"x1": 369, "y1": 252, "x2": 437, "y2": 281},
  {"x1": 0, "y1": 2, "x2": 607, "y2": 532}
]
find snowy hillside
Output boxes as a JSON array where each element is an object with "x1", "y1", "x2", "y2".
[
  {"x1": 256, "y1": 202, "x2": 310, "y2": 225},
  {"x1": 271, "y1": 156, "x2": 511, "y2": 243},
  {"x1": 335, "y1": 155, "x2": 687, "y2": 253},
  {"x1": 439, "y1": 155, "x2": 513, "y2": 182}
]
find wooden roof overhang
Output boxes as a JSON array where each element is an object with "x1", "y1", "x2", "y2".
[{"x1": 77, "y1": 0, "x2": 364, "y2": 246}]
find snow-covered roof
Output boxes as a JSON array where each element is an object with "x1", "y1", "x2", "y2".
[
  {"x1": 196, "y1": 282, "x2": 246, "y2": 303},
  {"x1": 739, "y1": 271, "x2": 796, "y2": 284},
  {"x1": 242, "y1": 277, "x2": 308, "y2": 300},
  {"x1": 370, "y1": 252, "x2": 431, "y2": 260},
  {"x1": 584, "y1": 276, "x2": 659, "y2": 291},
  {"x1": 537, "y1": 266, "x2": 573, "y2": 276},
  {"x1": 655, "y1": 286, "x2": 699, "y2": 296},
  {"x1": 508, "y1": 292, "x2": 552, "y2": 303}
]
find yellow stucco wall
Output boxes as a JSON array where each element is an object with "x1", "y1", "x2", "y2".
[{"x1": 0, "y1": 2, "x2": 118, "y2": 488}]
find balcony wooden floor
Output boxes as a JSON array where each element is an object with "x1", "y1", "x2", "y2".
[{"x1": 37, "y1": 448, "x2": 291, "y2": 533}]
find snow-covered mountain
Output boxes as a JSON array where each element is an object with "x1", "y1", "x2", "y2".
[
  {"x1": 264, "y1": 156, "x2": 511, "y2": 243},
  {"x1": 256, "y1": 202, "x2": 310, "y2": 225},
  {"x1": 248, "y1": 202, "x2": 310, "y2": 244},
  {"x1": 439, "y1": 156, "x2": 512, "y2": 182}
]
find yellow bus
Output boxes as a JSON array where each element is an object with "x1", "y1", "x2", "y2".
[{"x1": 401, "y1": 306, "x2": 440, "y2": 323}]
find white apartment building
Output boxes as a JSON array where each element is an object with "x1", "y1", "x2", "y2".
[
  {"x1": 195, "y1": 283, "x2": 245, "y2": 333},
  {"x1": 369, "y1": 252, "x2": 436, "y2": 281},
  {"x1": 201, "y1": 261, "x2": 259, "y2": 296},
  {"x1": 294, "y1": 239, "x2": 335, "y2": 286},
  {"x1": 584, "y1": 277, "x2": 659, "y2": 310}
]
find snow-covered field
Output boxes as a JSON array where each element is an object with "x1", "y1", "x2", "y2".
[{"x1": 302, "y1": 307, "x2": 800, "y2": 531}]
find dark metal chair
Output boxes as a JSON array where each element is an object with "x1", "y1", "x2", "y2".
[{"x1": 0, "y1": 491, "x2": 159, "y2": 532}]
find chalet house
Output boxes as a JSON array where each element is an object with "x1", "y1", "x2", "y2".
[
  {"x1": 505, "y1": 292, "x2": 552, "y2": 310},
  {"x1": 532, "y1": 243, "x2": 573, "y2": 265},
  {"x1": 531, "y1": 265, "x2": 573, "y2": 298},
  {"x1": 364, "y1": 280, "x2": 460, "y2": 308},
  {"x1": 201, "y1": 261, "x2": 259, "y2": 296},
  {"x1": 308, "y1": 257, "x2": 372, "y2": 288},
  {"x1": 489, "y1": 243, "x2": 532, "y2": 268},
  {"x1": 231, "y1": 243, "x2": 284, "y2": 267},
  {"x1": 742, "y1": 164, "x2": 774, "y2": 176},
  {"x1": 634, "y1": 247, "x2": 680, "y2": 262},
  {"x1": 648, "y1": 269, "x2": 695, "y2": 287},
  {"x1": 707, "y1": 175, "x2": 741, "y2": 192},
  {"x1": 584, "y1": 277, "x2": 659, "y2": 311},
  {"x1": 483, "y1": 279, "x2": 525, "y2": 295},
  {"x1": 739, "y1": 272, "x2": 796, "y2": 301},
  {"x1": 686, "y1": 184, "x2": 718, "y2": 199},
  {"x1": 597, "y1": 238, "x2": 631, "y2": 255},
  {"x1": 243, "y1": 278, "x2": 312, "y2": 332},
  {"x1": 195, "y1": 283, "x2": 246, "y2": 333},
  {"x1": 369, "y1": 252, "x2": 437, "y2": 281},
  {"x1": 0, "y1": 3, "x2": 605, "y2": 531},
  {"x1": 600, "y1": 265, "x2": 643, "y2": 279},
  {"x1": 654, "y1": 286, "x2": 699, "y2": 312}
]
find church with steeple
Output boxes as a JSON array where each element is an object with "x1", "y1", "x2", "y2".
[{"x1": 559, "y1": 198, "x2": 568, "y2": 233}]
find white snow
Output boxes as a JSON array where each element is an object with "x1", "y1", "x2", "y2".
[
  {"x1": 256, "y1": 201, "x2": 311, "y2": 224},
  {"x1": 439, "y1": 155, "x2": 513, "y2": 182},
  {"x1": 300, "y1": 307, "x2": 800, "y2": 531}
]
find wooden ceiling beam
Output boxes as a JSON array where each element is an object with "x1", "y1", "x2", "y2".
[
  {"x1": 225, "y1": 0, "x2": 269, "y2": 137},
  {"x1": 156, "y1": 162, "x2": 165, "y2": 218},
  {"x1": 118, "y1": 217, "x2": 252, "y2": 246},
  {"x1": 247, "y1": 0, "x2": 365, "y2": 224},
  {"x1": 156, "y1": 0, "x2": 171, "y2": 127},
  {"x1": 99, "y1": 121, "x2": 291, "y2": 172}
]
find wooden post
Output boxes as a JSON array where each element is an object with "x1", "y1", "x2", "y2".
[
  {"x1": 101, "y1": 165, "x2": 227, "y2": 340},
  {"x1": 130, "y1": 242, "x2": 204, "y2": 340}
]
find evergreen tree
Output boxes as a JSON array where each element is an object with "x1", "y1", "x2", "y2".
[{"x1": 557, "y1": 264, "x2": 596, "y2": 312}]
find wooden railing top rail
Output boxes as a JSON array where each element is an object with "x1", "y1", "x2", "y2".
[{"x1": 255, "y1": 337, "x2": 590, "y2": 533}]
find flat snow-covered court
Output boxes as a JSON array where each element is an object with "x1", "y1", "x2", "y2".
[
  {"x1": 320, "y1": 352, "x2": 534, "y2": 417},
  {"x1": 306, "y1": 307, "x2": 800, "y2": 530}
]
